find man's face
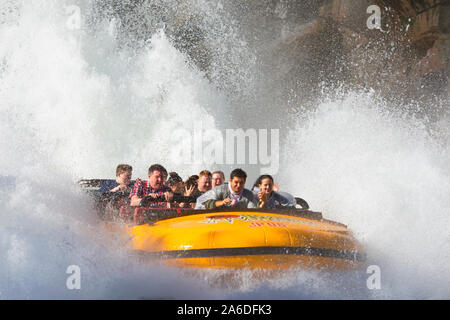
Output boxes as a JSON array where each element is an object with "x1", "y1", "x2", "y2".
[
  {"x1": 149, "y1": 170, "x2": 165, "y2": 189},
  {"x1": 117, "y1": 171, "x2": 132, "y2": 185},
  {"x1": 211, "y1": 173, "x2": 224, "y2": 188},
  {"x1": 229, "y1": 177, "x2": 246, "y2": 194},
  {"x1": 198, "y1": 175, "x2": 212, "y2": 192}
]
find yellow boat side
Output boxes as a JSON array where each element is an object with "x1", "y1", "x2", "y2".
[{"x1": 125, "y1": 209, "x2": 365, "y2": 270}]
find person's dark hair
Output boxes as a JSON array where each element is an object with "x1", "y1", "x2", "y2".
[
  {"x1": 230, "y1": 168, "x2": 247, "y2": 180},
  {"x1": 148, "y1": 164, "x2": 168, "y2": 178},
  {"x1": 253, "y1": 174, "x2": 273, "y2": 190},
  {"x1": 184, "y1": 175, "x2": 198, "y2": 190},
  {"x1": 167, "y1": 172, "x2": 183, "y2": 187}
]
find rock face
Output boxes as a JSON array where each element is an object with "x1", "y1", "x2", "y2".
[
  {"x1": 378, "y1": 0, "x2": 449, "y2": 104},
  {"x1": 92, "y1": 0, "x2": 448, "y2": 117},
  {"x1": 275, "y1": 0, "x2": 449, "y2": 114}
]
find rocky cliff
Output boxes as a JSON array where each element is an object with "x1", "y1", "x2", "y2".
[
  {"x1": 275, "y1": 0, "x2": 448, "y2": 116},
  {"x1": 91, "y1": 0, "x2": 448, "y2": 119}
]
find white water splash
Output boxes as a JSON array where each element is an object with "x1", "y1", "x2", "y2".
[
  {"x1": 0, "y1": 0, "x2": 448, "y2": 299},
  {"x1": 280, "y1": 92, "x2": 450, "y2": 299}
]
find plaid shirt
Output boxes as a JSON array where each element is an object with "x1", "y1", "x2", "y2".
[{"x1": 129, "y1": 180, "x2": 172, "y2": 207}]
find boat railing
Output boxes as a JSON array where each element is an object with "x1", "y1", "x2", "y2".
[
  {"x1": 122, "y1": 205, "x2": 323, "y2": 226},
  {"x1": 90, "y1": 190, "x2": 329, "y2": 227}
]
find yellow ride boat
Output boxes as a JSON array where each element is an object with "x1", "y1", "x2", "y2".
[
  {"x1": 124, "y1": 206, "x2": 365, "y2": 271},
  {"x1": 80, "y1": 180, "x2": 365, "y2": 271}
]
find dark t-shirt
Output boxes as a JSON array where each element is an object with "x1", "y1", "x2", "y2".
[
  {"x1": 192, "y1": 188, "x2": 205, "y2": 198},
  {"x1": 98, "y1": 180, "x2": 120, "y2": 193},
  {"x1": 99, "y1": 180, "x2": 133, "y2": 193}
]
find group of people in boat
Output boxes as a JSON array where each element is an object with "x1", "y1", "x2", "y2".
[{"x1": 99, "y1": 163, "x2": 293, "y2": 210}]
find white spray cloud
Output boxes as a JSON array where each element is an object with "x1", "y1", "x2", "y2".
[
  {"x1": 281, "y1": 92, "x2": 450, "y2": 298},
  {"x1": 0, "y1": 0, "x2": 448, "y2": 299}
]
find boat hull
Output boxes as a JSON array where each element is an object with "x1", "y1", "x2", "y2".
[{"x1": 125, "y1": 209, "x2": 365, "y2": 270}]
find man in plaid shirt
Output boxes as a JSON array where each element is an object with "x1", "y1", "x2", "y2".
[{"x1": 129, "y1": 164, "x2": 174, "y2": 207}]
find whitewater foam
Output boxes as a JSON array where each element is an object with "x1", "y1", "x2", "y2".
[{"x1": 0, "y1": 0, "x2": 448, "y2": 299}]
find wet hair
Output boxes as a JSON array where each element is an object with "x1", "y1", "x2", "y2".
[
  {"x1": 148, "y1": 164, "x2": 168, "y2": 178},
  {"x1": 166, "y1": 172, "x2": 183, "y2": 187},
  {"x1": 184, "y1": 175, "x2": 198, "y2": 190},
  {"x1": 230, "y1": 168, "x2": 247, "y2": 180},
  {"x1": 253, "y1": 174, "x2": 273, "y2": 190},
  {"x1": 198, "y1": 170, "x2": 212, "y2": 178},
  {"x1": 116, "y1": 164, "x2": 132, "y2": 176}
]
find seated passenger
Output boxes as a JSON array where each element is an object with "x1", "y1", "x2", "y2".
[
  {"x1": 211, "y1": 170, "x2": 225, "y2": 188},
  {"x1": 184, "y1": 175, "x2": 198, "y2": 195},
  {"x1": 166, "y1": 171, "x2": 195, "y2": 208},
  {"x1": 129, "y1": 164, "x2": 173, "y2": 207},
  {"x1": 195, "y1": 168, "x2": 257, "y2": 209},
  {"x1": 166, "y1": 172, "x2": 183, "y2": 195},
  {"x1": 254, "y1": 175, "x2": 292, "y2": 209},
  {"x1": 252, "y1": 176, "x2": 279, "y2": 193},
  {"x1": 193, "y1": 170, "x2": 212, "y2": 198},
  {"x1": 99, "y1": 164, "x2": 133, "y2": 193},
  {"x1": 183, "y1": 175, "x2": 198, "y2": 195},
  {"x1": 182, "y1": 175, "x2": 198, "y2": 208},
  {"x1": 193, "y1": 171, "x2": 213, "y2": 209}
]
